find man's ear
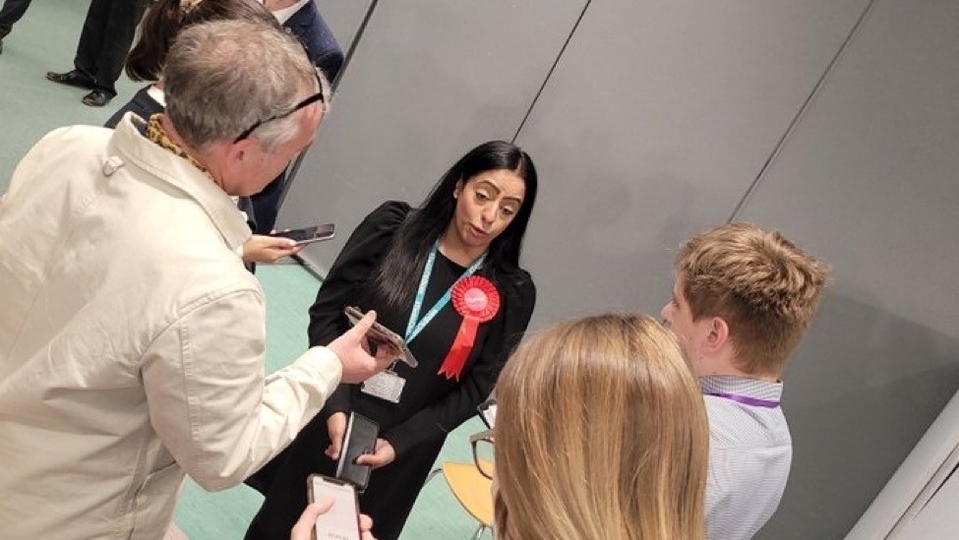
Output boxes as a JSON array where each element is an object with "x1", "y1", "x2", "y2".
[
  {"x1": 703, "y1": 316, "x2": 730, "y2": 354},
  {"x1": 221, "y1": 139, "x2": 256, "y2": 182},
  {"x1": 203, "y1": 139, "x2": 249, "y2": 193},
  {"x1": 228, "y1": 138, "x2": 252, "y2": 164}
]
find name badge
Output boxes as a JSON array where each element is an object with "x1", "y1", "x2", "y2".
[{"x1": 361, "y1": 371, "x2": 406, "y2": 403}]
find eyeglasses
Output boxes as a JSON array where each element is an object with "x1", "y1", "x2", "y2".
[
  {"x1": 233, "y1": 38, "x2": 326, "y2": 143},
  {"x1": 470, "y1": 429, "x2": 495, "y2": 480},
  {"x1": 232, "y1": 91, "x2": 324, "y2": 143}
]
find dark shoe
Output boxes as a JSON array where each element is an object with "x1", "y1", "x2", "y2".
[
  {"x1": 81, "y1": 89, "x2": 113, "y2": 107},
  {"x1": 0, "y1": 39, "x2": 4, "y2": 55},
  {"x1": 46, "y1": 69, "x2": 96, "y2": 90}
]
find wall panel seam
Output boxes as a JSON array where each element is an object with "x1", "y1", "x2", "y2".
[
  {"x1": 727, "y1": 0, "x2": 883, "y2": 223},
  {"x1": 511, "y1": 0, "x2": 593, "y2": 144}
]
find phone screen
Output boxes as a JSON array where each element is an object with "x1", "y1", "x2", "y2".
[{"x1": 308, "y1": 475, "x2": 361, "y2": 540}]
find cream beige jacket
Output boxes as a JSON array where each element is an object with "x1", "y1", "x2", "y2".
[{"x1": 0, "y1": 116, "x2": 340, "y2": 539}]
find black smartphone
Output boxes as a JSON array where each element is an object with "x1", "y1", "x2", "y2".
[
  {"x1": 307, "y1": 474, "x2": 361, "y2": 540},
  {"x1": 344, "y1": 306, "x2": 418, "y2": 368},
  {"x1": 335, "y1": 412, "x2": 379, "y2": 493},
  {"x1": 478, "y1": 398, "x2": 497, "y2": 429},
  {"x1": 269, "y1": 223, "x2": 335, "y2": 245}
]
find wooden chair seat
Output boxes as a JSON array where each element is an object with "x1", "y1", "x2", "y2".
[{"x1": 442, "y1": 459, "x2": 494, "y2": 529}]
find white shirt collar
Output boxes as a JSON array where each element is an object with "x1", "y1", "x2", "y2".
[{"x1": 265, "y1": 0, "x2": 311, "y2": 25}]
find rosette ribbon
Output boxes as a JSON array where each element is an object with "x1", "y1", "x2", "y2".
[{"x1": 437, "y1": 276, "x2": 500, "y2": 381}]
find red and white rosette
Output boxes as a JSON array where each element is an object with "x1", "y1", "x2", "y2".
[{"x1": 437, "y1": 276, "x2": 500, "y2": 381}]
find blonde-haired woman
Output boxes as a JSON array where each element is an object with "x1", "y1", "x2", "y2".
[{"x1": 492, "y1": 313, "x2": 709, "y2": 540}]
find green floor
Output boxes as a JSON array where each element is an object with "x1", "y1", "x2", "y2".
[{"x1": 1, "y1": 3, "x2": 487, "y2": 538}]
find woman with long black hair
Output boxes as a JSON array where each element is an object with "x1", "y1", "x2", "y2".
[{"x1": 245, "y1": 140, "x2": 538, "y2": 540}]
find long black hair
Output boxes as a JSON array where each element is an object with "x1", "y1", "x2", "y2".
[{"x1": 371, "y1": 140, "x2": 538, "y2": 310}]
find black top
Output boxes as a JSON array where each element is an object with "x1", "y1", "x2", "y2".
[
  {"x1": 309, "y1": 201, "x2": 536, "y2": 456},
  {"x1": 103, "y1": 85, "x2": 162, "y2": 129},
  {"x1": 244, "y1": 201, "x2": 536, "y2": 540}
]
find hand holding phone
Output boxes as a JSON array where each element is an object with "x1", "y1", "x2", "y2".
[
  {"x1": 336, "y1": 412, "x2": 379, "y2": 492},
  {"x1": 269, "y1": 223, "x2": 335, "y2": 246},
  {"x1": 242, "y1": 234, "x2": 304, "y2": 264},
  {"x1": 344, "y1": 306, "x2": 418, "y2": 368},
  {"x1": 306, "y1": 475, "x2": 361, "y2": 540}
]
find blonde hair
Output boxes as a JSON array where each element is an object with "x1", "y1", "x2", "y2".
[
  {"x1": 676, "y1": 222, "x2": 831, "y2": 376},
  {"x1": 493, "y1": 314, "x2": 709, "y2": 540}
]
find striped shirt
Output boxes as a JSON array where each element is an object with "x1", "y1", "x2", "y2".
[{"x1": 701, "y1": 376, "x2": 791, "y2": 540}]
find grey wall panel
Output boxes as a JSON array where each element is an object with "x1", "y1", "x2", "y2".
[
  {"x1": 278, "y1": 0, "x2": 588, "y2": 273},
  {"x1": 847, "y1": 389, "x2": 959, "y2": 539},
  {"x1": 736, "y1": 0, "x2": 959, "y2": 537},
  {"x1": 511, "y1": 0, "x2": 871, "y2": 324}
]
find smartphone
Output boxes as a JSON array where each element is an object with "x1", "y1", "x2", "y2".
[
  {"x1": 335, "y1": 412, "x2": 379, "y2": 493},
  {"x1": 307, "y1": 474, "x2": 361, "y2": 540},
  {"x1": 477, "y1": 398, "x2": 497, "y2": 429},
  {"x1": 344, "y1": 306, "x2": 419, "y2": 368},
  {"x1": 269, "y1": 223, "x2": 335, "y2": 245}
]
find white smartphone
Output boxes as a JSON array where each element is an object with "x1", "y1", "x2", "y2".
[
  {"x1": 307, "y1": 474, "x2": 361, "y2": 540},
  {"x1": 269, "y1": 223, "x2": 335, "y2": 246},
  {"x1": 478, "y1": 398, "x2": 497, "y2": 429}
]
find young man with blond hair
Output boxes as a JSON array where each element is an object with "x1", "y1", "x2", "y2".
[{"x1": 661, "y1": 222, "x2": 831, "y2": 540}]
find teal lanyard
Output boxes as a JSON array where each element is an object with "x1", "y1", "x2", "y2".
[{"x1": 405, "y1": 242, "x2": 486, "y2": 343}]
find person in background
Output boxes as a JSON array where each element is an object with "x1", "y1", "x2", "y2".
[
  {"x1": 0, "y1": 19, "x2": 394, "y2": 539},
  {"x1": 493, "y1": 313, "x2": 710, "y2": 540},
  {"x1": 106, "y1": 0, "x2": 279, "y2": 127},
  {"x1": 104, "y1": 0, "x2": 302, "y2": 268},
  {"x1": 254, "y1": 0, "x2": 346, "y2": 235},
  {"x1": 245, "y1": 140, "x2": 539, "y2": 540},
  {"x1": 0, "y1": 0, "x2": 32, "y2": 54},
  {"x1": 660, "y1": 222, "x2": 831, "y2": 539},
  {"x1": 106, "y1": 0, "x2": 344, "y2": 128},
  {"x1": 44, "y1": 0, "x2": 150, "y2": 106},
  {"x1": 262, "y1": 0, "x2": 344, "y2": 87}
]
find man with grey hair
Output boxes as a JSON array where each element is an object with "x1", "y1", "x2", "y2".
[{"x1": 0, "y1": 19, "x2": 386, "y2": 539}]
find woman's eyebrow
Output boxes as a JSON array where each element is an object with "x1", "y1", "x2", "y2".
[
  {"x1": 473, "y1": 180, "x2": 502, "y2": 194},
  {"x1": 475, "y1": 180, "x2": 523, "y2": 204}
]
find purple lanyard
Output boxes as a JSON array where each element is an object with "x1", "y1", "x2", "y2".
[{"x1": 706, "y1": 392, "x2": 780, "y2": 408}]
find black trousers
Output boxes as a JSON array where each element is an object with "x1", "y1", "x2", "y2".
[
  {"x1": 0, "y1": 0, "x2": 33, "y2": 39},
  {"x1": 73, "y1": 0, "x2": 149, "y2": 96}
]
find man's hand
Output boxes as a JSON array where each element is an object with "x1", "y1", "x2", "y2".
[
  {"x1": 242, "y1": 234, "x2": 304, "y2": 264},
  {"x1": 291, "y1": 500, "x2": 377, "y2": 540},
  {"x1": 327, "y1": 310, "x2": 399, "y2": 384},
  {"x1": 355, "y1": 438, "x2": 396, "y2": 469},
  {"x1": 325, "y1": 412, "x2": 348, "y2": 460}
]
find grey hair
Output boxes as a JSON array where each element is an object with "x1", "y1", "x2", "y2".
[
  {"x1": 252, "y1": 64, "x2": 331, "y2": 151},
  {"x1": 163, "y1": 19, "x2": 328, "y2": 152}
]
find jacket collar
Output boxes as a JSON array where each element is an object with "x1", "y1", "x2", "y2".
[{"x1": 110, "y1": 113, "x2": 251, "y2": 253}]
